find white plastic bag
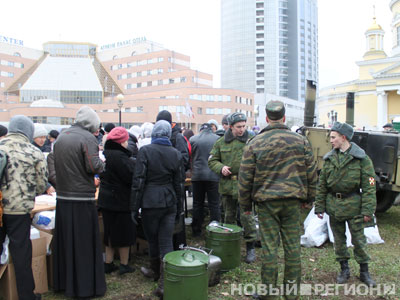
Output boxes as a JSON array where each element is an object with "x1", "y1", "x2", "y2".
[
  {"x1": 32, "y1": 210, "x2": 56, "y2": 230},
  {"x1": 301, "y1": 207, "x2": 329, "y2": 247},
  {"x1": 0, "y1": 236, "x2": 9, "y2": 265}
]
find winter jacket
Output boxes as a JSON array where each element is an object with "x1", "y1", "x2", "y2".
[
  {"x1": 208, "y1": 129, "x2": 252, "y2": 198},
  {"x1": 98, "y1": 140, "x2": 135, "y2": 211},
  {"x1": 127, "y1": 133, "x2": 139, "y2": 158},
  {"x1": 315, "y1": 142, "x2": 376, "y2": 220},
  {"x1": 131, "y1": 143, "x2": 182, "y2": 210},
  {"x1": 0, "y1": 133, "x2": 48, "y2": 214},
  {"x1": 47, "y1": 151, "x2": 56, "y2": 188},
  {"x1": 171, "y1": 124, "x2": 190, "y2": 171},
  {"x1": 189, "y1": 128, "x2": 220, "y2": 182},
  {"x1": 54, "y1": 124, "x2": 104, "y2": 201}
]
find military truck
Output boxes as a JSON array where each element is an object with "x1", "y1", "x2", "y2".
[{"x1": 301, "y1": 81, "x2": 400, "y2": 212}]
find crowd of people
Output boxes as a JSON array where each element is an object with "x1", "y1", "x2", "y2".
[{"x1": 0, "y1": 101, "x2": 381, "y2": 300}]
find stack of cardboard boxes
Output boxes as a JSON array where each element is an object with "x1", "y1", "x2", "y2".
[{"x1": 0, "y1": 230, "x2": 52, "y2": 300}]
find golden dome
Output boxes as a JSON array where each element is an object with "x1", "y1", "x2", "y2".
[{"x1": 367, "y1": 17, "x2": 383, "y2": 31}]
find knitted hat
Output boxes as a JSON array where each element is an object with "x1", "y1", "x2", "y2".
[
  {"x1": 331, "y1": 122, "x2": 354, "y2": 141},
  {"x1": 383, "y1": 123, "x2": 393, "y2": 129},
  {"x1": 0, "y1": 125, "x2": 7, "y2": 137},
  {"x1": 207, "y1": 119, "x2": 218, "y2": 128},
  {"x1": 156, "y1": 110, "x2": 172, "y2": 124},
  {"x1": 33, "y1": 123, "x2": 48, "y2": 139},
  {"x1": 8, "y1": 115, "x2": 34, "y2": 142},
  {"x1": 49, "y1": 129, "x2": 59, "y2": 139},
  {"x1": 265, "y1": 100, "x2": 285, "y2": 120},
  {"x1": 107, "y1": 127, "x2": 129, "y2": 144},
  {"x1": 104, "y1": 123, "x2": 116, "y2": 133}
]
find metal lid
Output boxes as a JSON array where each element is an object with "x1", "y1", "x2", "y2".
[
  {"x1": 164, "y1": 250, "x2": 209, "y2": 267},
  {"x1": 206, "y1": 222, "x2": 243, "y2": 234}
]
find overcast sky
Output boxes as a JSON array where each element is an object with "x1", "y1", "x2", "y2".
[{"x1": 0, "y1": 0, "x2": 393, "y2": 89}]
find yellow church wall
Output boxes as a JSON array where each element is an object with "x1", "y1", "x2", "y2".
[
  {"x1": 355, "y1": 94, "x2": 377, "y2": 128},
  {"x1": 387, "y1": 90, "x2": 400, "y2": 121},
  {"x1": 359, "y1": 62, "x2": 392, "y2": 80}
]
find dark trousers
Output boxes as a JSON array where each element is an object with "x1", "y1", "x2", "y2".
[
  {"x1": 0, "y1": 214, "x2": 36, "y2": 300},
  {"x1": 191, "y1": 181, "x2": 220, "y2": 234},
  {"x1": 142, "y1": 206, "x2": 177, "y2": 259}
]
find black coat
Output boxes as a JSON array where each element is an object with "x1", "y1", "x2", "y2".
[
  {"x1": 98, "y1": 140, "x2": 135, "y2": 211},
  {"x1": 131, "y1": 143, "x2": 182, "y2": 210}
]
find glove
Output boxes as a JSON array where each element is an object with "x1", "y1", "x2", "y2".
[{"x1": 131, "y1": 211, "x2": 139, "y2": 226}]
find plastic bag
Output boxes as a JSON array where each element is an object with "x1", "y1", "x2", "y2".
[
  {"x1": 301, "y1": 207, "x2": 329, "y2": 247},
  {"x1": 32, "y1": 210, "x2": 56, "y2": 230}
]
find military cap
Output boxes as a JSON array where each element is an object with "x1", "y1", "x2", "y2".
[
  {"x1": 383, "y1": 123, "x2": 393, "y2": 129},
  {"x1": 265, "y1": 100, "x2": 285, "y2": 120},
  {"x1": 228, "y1": 112, "x2": 247, "y2": 125},
  {"x1": 331, "y1": 122, "x2": 353, "y2": 141}
]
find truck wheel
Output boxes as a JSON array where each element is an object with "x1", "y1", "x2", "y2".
[{"x1": 376, "y1": 190, "x2": 396, "y2": 213}]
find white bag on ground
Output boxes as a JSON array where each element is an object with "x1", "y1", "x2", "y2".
[
  {"x1": 301, "y1": 207, "x2": 329, "y2": 247},
  {"x1": 32, "y1": 210, "x2": 56, "y2": 230}
]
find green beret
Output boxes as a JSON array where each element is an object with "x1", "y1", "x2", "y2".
[
  {"x1": 266, "y1": 100, "x2": 285, "y2": 120},
  {"x1": 331, "y1": 122, "x2": 353, "y2": 141},
  {"x1": 228, "y1": 112, "x2": 247, "y2": 125}
]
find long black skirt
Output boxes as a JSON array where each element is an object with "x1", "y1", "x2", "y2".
[
  {"x1": 53, "y1": 200, "x2": 106, "y2": 298},
  {"x1": 102, "y1": 209, "x2": 136, "y2": 247}
]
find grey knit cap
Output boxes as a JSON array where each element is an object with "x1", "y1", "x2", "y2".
[
  {"x1": 8, "y1": 115, "x2": 34, "y2": 141},
  {"x1": 331, "y1": 122, "x2": 354, "y2": 141},
  {"x1": 152, "y1": 120, "x2": 172, "y2": 139}
]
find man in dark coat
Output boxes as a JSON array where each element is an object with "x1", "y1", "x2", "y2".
[
  {"x1": 53, "y1": 106, "x2": 106, "y2": 298},
  {"x1": 189, "y1": 123, "x2": 220, "y2": 236}
]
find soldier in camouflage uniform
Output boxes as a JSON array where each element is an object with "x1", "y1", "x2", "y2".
[
  {"x1": 208, "y1": 112, "x2": 258, "y2": 263},
  {"x1": 315, "y1": 122, "x2": 377, "y2": 286},
  {"x1": 239, "y1": 101, "x2": 317, "y2": 300},
  {"x1": 0, "y1": 115, "x2": 48, "y2": 300}
]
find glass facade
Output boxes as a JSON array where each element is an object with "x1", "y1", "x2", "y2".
[
  {"x1": 43, "y1": 42, "x2": 96, "y2": 57},
  {"x1": 221, "y1": 0, "x2": 255, "y2": 93},
  {"x1": 221, "y1": 0, "x2": 318, "y2": 101},
  {"x1": 21, "y1": 89, "x2": 102, "y2": 104}
]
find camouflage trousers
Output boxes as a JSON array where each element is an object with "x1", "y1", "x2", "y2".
[
  {"x1": 257, "y1": 199, "x2": 301, "y2": 300},
  {"x1": 221, "y1": 195, "x2": 257, "y2": 243},
  {"x1": 329, "y1": 216, "x2": 370, "y2": 264}
]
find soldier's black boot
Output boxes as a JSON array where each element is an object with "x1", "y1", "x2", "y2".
[
  {"x1": 245, "y1": 241, "x2": 256, "y2": 264},
  {"x1": 337, "y1": 260, "x2": 350, "y2": 284},
  {"x1": 359, "y1": 263, "x2": 377, "y2": 287},
  {"x1": 154, "y1": 263, "x2": 164, "y2": 299},
  {"x1": 141, "y1": 257, "x2": 160, "y2": 281}
]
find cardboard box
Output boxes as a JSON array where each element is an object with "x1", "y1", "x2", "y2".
[
  {"x1": 130, "y1": 237, "x2": 149, "y2": 255},
  {"x1": 0, "y1": 230, "x2": 52, "y2": 300}
]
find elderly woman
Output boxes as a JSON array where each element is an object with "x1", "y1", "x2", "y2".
[
  {"x1": 98, "y1": 127, "x2": 136, "y2": 275},
  {"x1": 131, "y1": 120, "x2": 182, "y2": 298}
]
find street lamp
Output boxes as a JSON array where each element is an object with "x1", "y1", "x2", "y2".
[{"x1": 116, "y1": 93, "x2": 124, "y2": 126}]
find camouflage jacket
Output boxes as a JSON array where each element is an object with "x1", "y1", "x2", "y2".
[
  {"x1": 0, "y1": 133, "x2": 48, "y2": 215},
  {"x1": 208, "y1": 129, "x2": 252, "y2": 197},
  {"x1": 314, "y1": 142, "x2": 376, "y2": 220},
  {"x1": 238, "y1": 123, "x2": 317, "y2": 208}
]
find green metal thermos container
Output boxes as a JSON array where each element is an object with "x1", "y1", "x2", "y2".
[
  {"x1": 163, "y1": 248, "x2": 209, "y2": 300},
  {"x1": 205, "y1": 223, "x2": 243, "y2": 271}
]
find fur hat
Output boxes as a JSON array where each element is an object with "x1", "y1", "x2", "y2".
[
  {"x1": 331, "y1": 122, "x2": 354, "y2": 141},
  {"x1": 107, "y1": 127, "x2": 129, "y2": 144}
]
